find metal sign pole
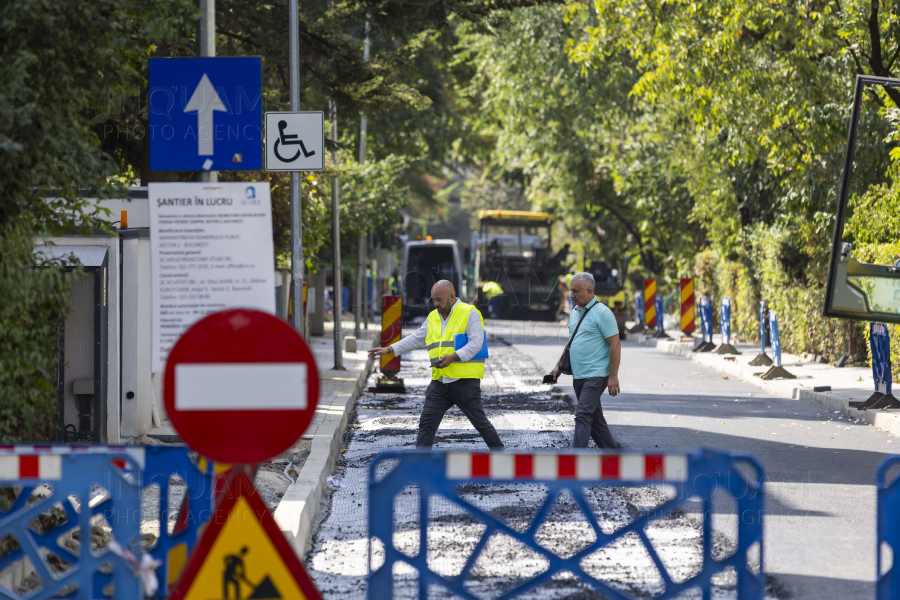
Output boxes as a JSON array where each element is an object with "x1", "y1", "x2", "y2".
[
  {"x1": 331, "y1": 98, "x2": 344, "y2": 369},
  {"x1": 196, "y1": 0, "x2": 217, "y2": 184},
  {"x1": 355, "y1": 21, "x2": 370, "y2": 340},
  {"x1": 288, "y1": 0, "x2": 304, "y2": 337}
]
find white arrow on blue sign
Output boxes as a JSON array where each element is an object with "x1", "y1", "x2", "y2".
[{"x1": 148, "y1": 57, "x2": 262, "y2": 171}]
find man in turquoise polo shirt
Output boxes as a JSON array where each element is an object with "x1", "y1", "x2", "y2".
[{"x1": 550, "y1": 272, "x2": 622, "y2": 449}]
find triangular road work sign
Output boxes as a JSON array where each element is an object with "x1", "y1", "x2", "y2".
[{"x1": 168, "y1": 470, "x2": 323, "y2": 600}]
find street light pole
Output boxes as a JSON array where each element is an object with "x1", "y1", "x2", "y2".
[
  {"x1": 196, "y1": 0, "x2": 216, "y2": 184},
  {"x1": 288, "y1": 0, "x2": 304, "y2": 337},
  {"x1": 331, "y1": 98, "x2": 344, "y2": 370}
]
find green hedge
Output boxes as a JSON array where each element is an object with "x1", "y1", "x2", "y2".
[{"x1": 0, "y1": 224, "x2": 76, "y2": 441}]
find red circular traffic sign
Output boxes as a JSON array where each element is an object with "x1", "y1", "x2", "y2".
[{"x1": 164, "y1": 309, "x2": 319, "y2": 464}]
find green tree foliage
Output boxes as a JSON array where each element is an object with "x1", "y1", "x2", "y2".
[
  {"x1": 0, "y1": 0, "x2": 196, "y2": 439},
  {"x1": 451, "y1": 1, "x2": 900, "y2": 363}
]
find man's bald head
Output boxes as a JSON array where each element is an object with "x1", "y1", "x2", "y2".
[
  {"x1": 431, "y1": 280, "x2": 457, "y2": 316},
  {"x1": 432, "y1": 280, "x2": 456, "y2": 296}
]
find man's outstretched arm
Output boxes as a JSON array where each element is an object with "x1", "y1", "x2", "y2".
[{"x1": 367, "y1": 319, "x2": 428, "y2": 357}]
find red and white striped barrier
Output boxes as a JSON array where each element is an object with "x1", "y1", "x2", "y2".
[
  {"x1": 446, "y1": 452, "x2": 688, "y2": 482},
  {"x1": 0, "y1": 455, "x2": 63, "y2": 480},
  {"x1": 0, "y1": 445, "x2": 146, "y2": 477}
]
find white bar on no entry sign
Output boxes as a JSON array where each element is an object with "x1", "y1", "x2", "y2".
[{"x1": 175, "y1": 363, "x2": 307, "y2": 410}]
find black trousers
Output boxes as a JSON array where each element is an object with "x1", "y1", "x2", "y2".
[
  {"x1": 417, "y1": 379, "x2": 504, "y2": 449},
  {"x1": 572, "y1": 377, "x2": 618, "y2": 449}
]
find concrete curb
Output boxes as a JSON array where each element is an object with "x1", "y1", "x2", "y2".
[
  {"x1": 627, "y1": 332, "x2": 900, "y2": 435},
  {"x1": 274, "y1": 352, "x2": 373, "y2": 558}
]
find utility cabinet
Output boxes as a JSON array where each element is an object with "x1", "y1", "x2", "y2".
[{"x1": 44, "y1": 246, "x2": 110, "y2": 442}]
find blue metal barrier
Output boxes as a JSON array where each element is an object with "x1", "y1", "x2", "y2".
[
  {"x1": 876, "y1": 455, "x2": 900, "y2": 598},
  {"x1": 0, "y1": 445, "x2": 214, "y2": 599},
  {"x1": 368, "y1": 448, "x2": 766, "y2": 600},
  {"x1": 0, "y1": 450, "x2": 142, "y2": 599}
]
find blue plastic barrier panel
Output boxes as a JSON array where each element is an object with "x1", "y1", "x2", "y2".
[
  {"x1": 0, "y1": 445, "x2": 215, "y2": 600},
  {"x1": 721, "y1": 297, "x2": 732, "y2": 345},
  {"x1": 871, "y1": 323, "x2": 893, "y2": 395},
  {"x1": 759, "y1": 302, "x2": 767, "y2": 356},
  {"x1": 368, "y1": 448, "x2": 766, "y2": 600},
  {"x1": 769, "y1": 310, "x2": 782, "y2": 367},
  {"x1": 634, "y1": 291, "x2": 644, "y2": 326},
  {"x1": 876, "y1": 455, "x2": 900, "y2": 599},
  {"x1": 699, "y1": 296, "x2": 712, "y2": 343},
  {"x1": 655, "y1": 292, "x2": 664, "y2": 333}
]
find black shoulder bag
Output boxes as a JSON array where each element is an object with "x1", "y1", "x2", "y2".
[{"x1": 557, "y1": 302, "x2": 596, "y2": 375}]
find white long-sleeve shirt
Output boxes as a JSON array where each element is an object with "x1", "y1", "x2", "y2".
[{"x1": 389, "y1": 299, "x2": 485, "y2": 383}]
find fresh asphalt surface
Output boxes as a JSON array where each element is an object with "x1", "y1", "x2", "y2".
[{"x1": 497, "y1": 319, "x2": 895, "y2": 600}]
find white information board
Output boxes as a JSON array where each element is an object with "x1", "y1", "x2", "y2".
[{"x1": 148, "y1": 182, "x2": 276, "y2": 372}]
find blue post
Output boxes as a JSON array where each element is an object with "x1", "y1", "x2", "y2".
[
  {"x1": 759, "y1": 301, "x2": 767, "y2": 356},
  {"x1": 634, "y1": 291, "x2": 644, "y2": 327},
  {"x1": 699, "y1": 296, "x2": 712, "y2": 344},
  {"x1": 721, "y1": 297, "x2": 732, "y2": 345},
  {"x1": 873, "y1": 323, "x2": 893, "y2": 395},
  {"x1": 768, "y1": 310, "x2": 782, "y2": 367},
  {"x1": 655, "y1": 292, "x2": 664, "y2": 333}
]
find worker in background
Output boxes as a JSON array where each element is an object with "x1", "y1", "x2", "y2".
[
  {"x1": 482, "y1": 280, "x2": 504, "y2": 319},
  {"x1": 367, "y1": 280, "x2": 503, "y2": 450}
]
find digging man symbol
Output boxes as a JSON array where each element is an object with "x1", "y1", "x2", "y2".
[
  {"x1": 368, "y1": 280, "x2": 504, "y2": 449},
  {"x1": 223, "y1": 547, "x2": 249, "y2": 599}
]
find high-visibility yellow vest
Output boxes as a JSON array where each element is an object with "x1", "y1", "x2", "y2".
[
  {"x1": 425, "y1": 302, "x2": 486, "y2": 380},
  {"x1": 482, "y1": 281, "x2": 503, "y2": 299}
]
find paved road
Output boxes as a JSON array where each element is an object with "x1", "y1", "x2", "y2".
[
  {"x1": 306, "y1": 320, "x2": 896, "y2": 600},
  {"x1": 500, "y1": 320, "x2": 895, "y2": 600}
]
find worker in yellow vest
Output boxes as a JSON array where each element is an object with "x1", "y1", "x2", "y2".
[{"x1": 367, "y1": 280, "x2": 504, "y2": 449}]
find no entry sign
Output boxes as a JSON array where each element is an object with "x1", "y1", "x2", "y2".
[{"x1": 164, "y1": 309, "x2": 320, "y2": 464}]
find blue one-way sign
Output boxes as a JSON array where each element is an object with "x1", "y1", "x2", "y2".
[{"x1": 148, "y1": 57, "x2": 262, "y2": 171}]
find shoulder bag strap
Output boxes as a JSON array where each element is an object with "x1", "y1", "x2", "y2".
[{"x1": 564, "y1": 301, "x2": 596, "y2": 351}]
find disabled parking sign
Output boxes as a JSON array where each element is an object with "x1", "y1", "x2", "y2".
[
  {"x1": 265, "y1": 112, "x2": 325, "y2": 171},
  {"x1": 148, "y1": 57, "x2": 262, "y2": 171}
]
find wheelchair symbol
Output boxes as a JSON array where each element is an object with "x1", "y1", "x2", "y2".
[{"x1": 273, "y1": 120, "x2": 316, "y2": 163}]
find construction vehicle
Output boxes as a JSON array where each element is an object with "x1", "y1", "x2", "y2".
[
  {"x1": 473, "y1": 210, "x2": 568, "y2": 320},
  {"x1": 400, "y1": 239, "x2": 463, "y2": 322}
]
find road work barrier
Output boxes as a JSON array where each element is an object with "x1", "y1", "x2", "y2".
[
  {"x1": 644, "y1": 279, "x2": 657, "y2": 329},
  {"x1": 368, "y1": 449, "x2": 766, "y2": 600},
  {"x1": 695, "y1": 297, "x2": 716, "y2": 352},
  {"x1": 758, "y1": 310, "x2": 795, "y2": 380},
  {"x1": 748, "y1": 302, "x2": 773, "y2": 367},
  {"x1": 680, "y1": 278, "x2": 695, "y2": 334},
  {"x1": 0, "y1": 445, "x2": 215, "y2": 599},
  {"x1": 860, "y1": 323, "x2": 900, "y2": 410},
  {"x1": 629, "y1": 291, "x2": 645, "y2": 333},
  {"x1": 651, "y1": 291, "x2": 671, "y2": 339},
  {"x1": 370, "y1": 295, "x2": 406, "y2": 394},
  {"x1": 714, "y1": 297, "x2": 740, "y2": 355},
  {"x1": 876, "y1": 454, "x2": 900, "y2": 599}
]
